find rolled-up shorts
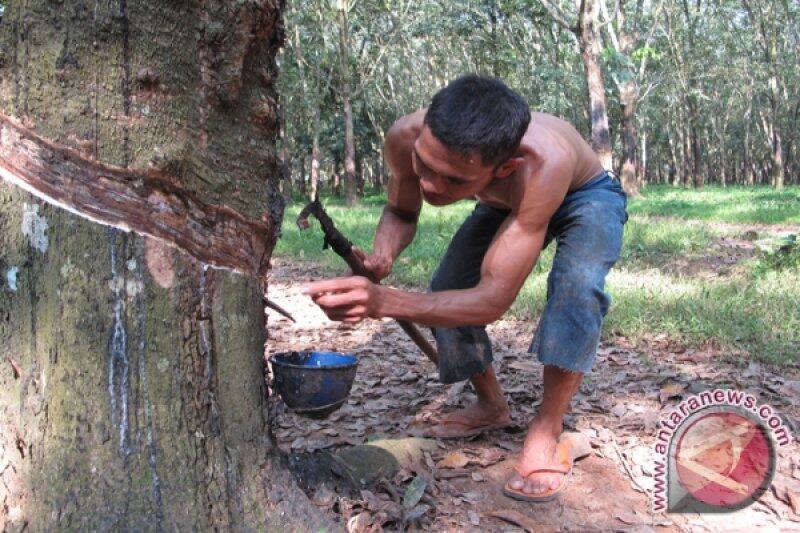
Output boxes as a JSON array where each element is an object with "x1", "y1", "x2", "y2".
[{"x1": 429, "y1": 171, "x2": 628, "y2": 383}]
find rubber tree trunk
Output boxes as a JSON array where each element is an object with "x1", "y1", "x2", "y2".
[
  {"x1": 0, "y1": 2, "x2": 330, "y2": 531},
  {"x1": 310, "y1": 104, "x2": 321, "y2": 201},
  {"x1": 619, "y1": 80, "x2": 639, "y2": 195},
  {"x1": 578, "y1": 0, "x2": 613, "y2": 170},
  {"x1": 336, "y1": 7, "x2": 358, "y2": 206},
  {"x1": 687, "y1": 94, "x2": 703, "y2": 188},
  {"x1": 768, "y1": 76, "x2": 784, "y2": 190}
]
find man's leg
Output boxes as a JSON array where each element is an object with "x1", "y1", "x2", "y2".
[
  {"x1": 507, "y1": 366, "x2": 582, "y2": 493},
  {"x1": 508, "y1": 179, "x2": 627, "y2": 495},
  {"x1": 422, "y1": 203, "x2": 512, "y2": 436},
  {"x1": 424, "y1": 363, "x2": 511, "y2": 438}
]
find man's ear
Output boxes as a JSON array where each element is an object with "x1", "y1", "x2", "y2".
[{"x1": 493, "y1": 157, "x2": 525, "y2": 179}]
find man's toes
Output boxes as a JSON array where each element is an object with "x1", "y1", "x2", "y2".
[
  {"x1": 508, "y1": 474, "x2": 524, "y2": 490},
  {"x1": 518, "y1": 474, "x2": 563, "y2": 495},
  {"x1": 523, "y1": 477, "x2": 541, "y2": 494}
]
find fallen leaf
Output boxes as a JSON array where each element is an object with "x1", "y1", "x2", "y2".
[
  {"x1": 312, "y1": 486, "x2": 337, "y2": 508},
  {"x1": 659, "y1": 381, "x2": 686, "y2": 403},
  {"x1": 437, "y1": 469, "x2": 470, "y2": 479},
  {"x1": 486, "y1": 509, "x2": 537, "y2": 532},
  {"x1": 436, "y1": 451, "x2": 470, "y2": 469},
  {"x1": 615, "y1": 511, "x2": 644, "y2": 525},
  {"x1": 468, "y1": 510, "x2": 480, "y2": 526},
  {"x1": 789, "y1": 491, "x2": 800, "y2": 515},
  {"x1": 402, "y1": 475, "x2": 427, "y2": 509},
  {"x1": 472, "y1": 447, "x2": 506, "y2": 467},
  {"x1": 461, "y1": 491, "x2": 483, "y2": 504},
  {"x1": 508, "y1": 360, "x2": 538, "y2": 372},
  {"x1": 346, "y1": 512, "x2": 372, "y2": 533},
  {"x1": 404, "y1": 503, "x2": 430, "y2": 522},
  {"x1": 471, "y1": 472, "x2": 484, "y2": 482},
  {"x1": 562, "y1": 432, "x2": 593, "y2": 462},
  {"x1": 611, "y1": 403, "x2": 627, "y2": 418}
]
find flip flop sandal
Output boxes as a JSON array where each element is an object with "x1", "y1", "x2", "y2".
[{"x1": 502, "y1": 438, "x2": 573, "y2": 502}]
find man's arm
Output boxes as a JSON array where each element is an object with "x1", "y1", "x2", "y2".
[
  {"x1": 379, "y1": 213, "x2": 547, "y2": 326},
  {"x1": 360, "y1": 115, "x2": 423, "y2": 280},
  {"x1": 305, "y1": 157, "x2": 574, "y2": 326}
]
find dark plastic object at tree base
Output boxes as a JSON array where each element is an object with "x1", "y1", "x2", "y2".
[{"x1": 269, "y1": 351, "x2": 358, "y2": 418}]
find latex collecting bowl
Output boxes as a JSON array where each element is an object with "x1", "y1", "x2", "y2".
[{"x1": 269, "y1": 351, "x2": 358, "y2": 419}]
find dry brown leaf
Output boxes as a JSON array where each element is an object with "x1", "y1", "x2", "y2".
[
  {"x1": 312, "y1": 486, "x2": 337, "y2": 508},
  {"x1": 659, "y1": 381, "x2": 686, "y2": 403},
  {"x1": 436, "y1": 451, "x2": 470, "y2": 469},
  {"x1": 472, "y1": 447, "x2": 506, "y2": 467},
  {"x1": 508, "y1": 361, "x2": 537, "y2": 372},
  {"x1": 614, "y1": 511, "x2": 644, "y2": 525},
  {"x1": 437, "y1": 469, "x2": 470, "y2": 479},
  {"x1": 486, "y1": 509, "x2": 537, "y2": 532},
  {"x1": 789, "y1": 491, "x2": 800, "y2": 515},
  {"x1": 346, "y1": 511, "x2": 372, "y2": 533},
  {"x1": 562, "y1": 432, "x2": 593, "y2": 462}
]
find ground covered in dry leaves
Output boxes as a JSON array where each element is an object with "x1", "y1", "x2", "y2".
[{"x1": 266, "y1": 259, "x2": 799, "y2": 532}]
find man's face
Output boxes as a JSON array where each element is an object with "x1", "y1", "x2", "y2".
[{"x1": 412, "y1": 126, "x2": 497, "y2": 205}]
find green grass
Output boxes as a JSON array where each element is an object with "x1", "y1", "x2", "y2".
[
  {"x1": 630, "y1": 184, "x2": 800, "y2": 225},
  {"x1": 277, "y1": 186, "x2": 800, "y2": 365}
]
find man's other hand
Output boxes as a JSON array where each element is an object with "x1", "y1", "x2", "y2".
[
  {"x1": 302, "y1": 276, "x2": 383, "y2": 323},
  {"x1": 350, "y1": 246, "x2": 393, "y2": 281}
]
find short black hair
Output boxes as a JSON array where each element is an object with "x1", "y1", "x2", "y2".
[{"x1": 424, "y1": 75, "x2": 531, "y2": 166}]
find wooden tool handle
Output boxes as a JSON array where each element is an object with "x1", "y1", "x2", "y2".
[
  {"x1": 344, "y1": 250, "x2": 439, "y2": 365},
  {"x1": 298, "y1": 199, "x2": 439, "y2": 366}
]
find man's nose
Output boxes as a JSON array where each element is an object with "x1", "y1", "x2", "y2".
[{"x1": 421, "y1": 174, "x2": 444, "y2": 194}]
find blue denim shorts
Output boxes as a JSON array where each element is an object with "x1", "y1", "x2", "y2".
[{"x1": 429, "y1": 171, "x2": 628, "y2": 383}]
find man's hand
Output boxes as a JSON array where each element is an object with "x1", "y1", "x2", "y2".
[
  {"x1": 302, "y1": 276, "x2": 384, "y2": 323},
  {"x1": 350, "y1": 246, "x2": 393, "y2": 281}
]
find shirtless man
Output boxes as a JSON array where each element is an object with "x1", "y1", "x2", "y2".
[{"x1": 304, "y1": 75, "x2": 628, "y2": 501}]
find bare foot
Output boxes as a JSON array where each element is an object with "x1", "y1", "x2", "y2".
[
  {"x1": 506, "y1": 422, "x2": 567, "y2": 496},
  {"x1": 416, "y1": 400, "x2": 511, "y2": 439}
]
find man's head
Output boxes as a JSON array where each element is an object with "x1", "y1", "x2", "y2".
[{"x1": 414, "y1": 75, "x2": 530, "y2": 205}]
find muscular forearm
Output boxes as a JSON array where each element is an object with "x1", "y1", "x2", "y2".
[
  {"x1": 373, "y1": 206, "x2": 417, "y2": 261},
  {"x1": 376, "y1": 284, "x2": 509, "y2": 327}
]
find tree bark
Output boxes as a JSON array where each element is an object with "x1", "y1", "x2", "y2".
[
  {"x1": 0, "y1": 2, "x2": 331, "y2": 530},
  {"x1": 768, "y1": 76, "x2": 784, "y2": 189},
  {"x1": 310, "y1": 103, "x2": 321, "y2": 200},
  {"x1": 336, "y1": 7, "x2": 358, "y2": 206},
  {"x1": 687, "y1": 94, "x2": 703, "y2": 188},
  {"x1": 619, "y1": 81, "x2": 639, "y2": 194},
  {"x1": 539, "y1": 0, "x2": 612, "y2": 169},
  {"x1": 578, "y1": 0, "x2": 613, "y2": 170}
]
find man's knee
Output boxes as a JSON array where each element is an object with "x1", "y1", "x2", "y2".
[{"x1": 549, "y1": 265, "x2": 611, "y2": 316}]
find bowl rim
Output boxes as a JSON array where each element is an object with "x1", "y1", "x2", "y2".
[{"x1": 268, "y1": 350, "x2": 358, "y2": 370}]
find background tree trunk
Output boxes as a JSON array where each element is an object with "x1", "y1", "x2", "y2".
[
  {"x1": 0, "y1": 2, "x2": 330, "y2": 530},
  {"x1": 619, "y1": 82, "x2": 639, "y2": 193},
  {"x1": 310, "y1": 104, "x2": 322, "y2": 200},
  {"x1": 578, "y1": 0, "x2": 613, "y2": 170},
  {"x1": 336, "y1": 6, "x2": 358, "y2": 206}
]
